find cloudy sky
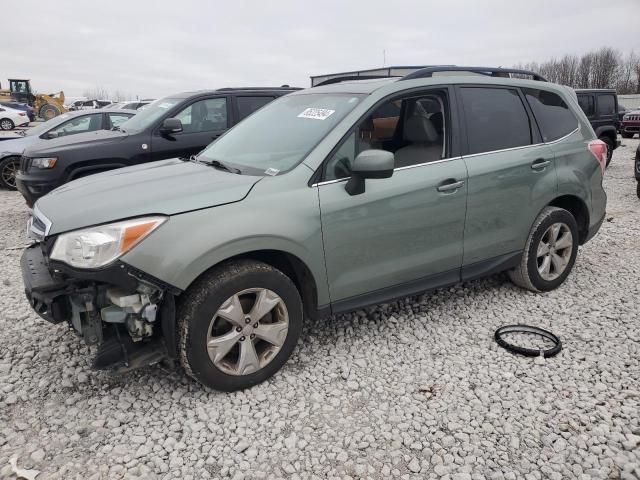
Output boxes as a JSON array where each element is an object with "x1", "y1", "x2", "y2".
[{"x1": 4, "y1": 0, "x2": 639, "y2": 99}]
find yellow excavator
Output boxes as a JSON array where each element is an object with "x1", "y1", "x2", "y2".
[{"x1": 0, "y1": 79, "x2": 66, "y2": 120}]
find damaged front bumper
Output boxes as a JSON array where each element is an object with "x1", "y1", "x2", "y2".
[{"x1": 20, "y1": 243, "x2": 180, "y2": 371}]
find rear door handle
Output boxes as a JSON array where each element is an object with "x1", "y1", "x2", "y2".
[
  {"x1": 437, "y1": 179, "x2": 465, "y2": 193},
  {"x1": 531, "y1": 158, "x2": 551, "y2": 170}
]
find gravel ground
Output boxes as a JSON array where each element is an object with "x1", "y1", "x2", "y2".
[{"x1": 1, "y1": 139, "x2": 639, "y2": 480}]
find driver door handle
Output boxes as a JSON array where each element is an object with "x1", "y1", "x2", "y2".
[{"x1": 437, "y1": 179, "x2": 465, "y2": 192}]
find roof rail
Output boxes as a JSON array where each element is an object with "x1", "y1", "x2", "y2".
[
  {"x1": 399, "y1": 66, "x2": 548, "y2": 82},
  {"x1": 311, "y1": 66, "x2": 443, "y2": 87},
  {"x1": 311, "y1": 65, "x2": 547, "y2": 87},
  {"x1": 216, "y1": 86, "x2": 301, "y2": 91}
]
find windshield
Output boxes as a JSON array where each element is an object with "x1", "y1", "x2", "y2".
[
  {"x1": 24, "y1": 113, "x2": 75, "y2": 137},
  {"x1": 116, "y1": 98, "x2": 181, "y2": 133},
  {"x1": 198, "y1": 93, "x2": 364, "y2": 174}
]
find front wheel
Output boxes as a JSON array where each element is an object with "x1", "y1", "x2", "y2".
[
  {"x1": 39, "y1": 104, "x2": 60, "y2": 120},
  {"x1": 509, "y1": 207, "x2": 579, "y2": 292},
  {"x1": 178, "y1": 260, "x2": 303, "y2": 391},
  {"x1": 0, "y1": 118, "x2": 14, "y2": 130},
  {"x1": 0, "y1": 156, "x2": 20, "y2": 190}
]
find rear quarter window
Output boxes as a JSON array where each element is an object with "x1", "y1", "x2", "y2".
[
  {"x1": 596, "y1": 94, "x2": 616, "y2": 117},
  {"x1": 524, "y1": 89, "x2": 578, "y2": 142}
]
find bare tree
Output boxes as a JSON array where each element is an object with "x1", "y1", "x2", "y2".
[{"x1": 82, "y1": 86, "x2": 110, "y2": 100}]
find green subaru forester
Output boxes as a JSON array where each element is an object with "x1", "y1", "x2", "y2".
[{"x1": 21, "y1": 66, "x2": 607, "y2": 391}]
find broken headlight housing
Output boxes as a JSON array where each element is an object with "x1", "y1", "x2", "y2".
[{"x1": 50, "y1": 216, "x2": 166, "y2": 269}]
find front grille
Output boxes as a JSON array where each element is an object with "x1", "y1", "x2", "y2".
[
  {"x1": 19, "y1": 155, "x2": 31, "y2": 172},
  {"x1": 625, "y1": 115, "x2": 640, "y2": 122}
]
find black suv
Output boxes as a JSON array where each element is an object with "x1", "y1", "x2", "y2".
[
  {"x1": 16, "y1": 87, "x2": 299, "y2": 206},
  {"x1": 576, "y1": 89, "x2": 620, "y2": 166}
]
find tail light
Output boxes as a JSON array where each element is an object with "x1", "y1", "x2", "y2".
[{"x1": 588, "y1": 139, "x2": 607, "y2": 175}]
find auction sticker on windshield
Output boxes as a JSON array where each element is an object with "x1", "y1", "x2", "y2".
[{"x1": 298, "y1": 108, "x2": 335, "y2": 120}]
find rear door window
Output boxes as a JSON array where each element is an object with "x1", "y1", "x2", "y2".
[
  {"x1": 597, "y1": 94, "x2": 616, "y2": 117},
  {"x1": 459, "y1": 87, "x2": 532, "y2": 154},
  {"x1": 577, "y1": 94, "x2": 595, "y2": 117},
  {"x1": 236, "y1": 96, "x2": 275, "y2": 121},
  {"x1": 524, "y1": 88, "x2": 578, "y2": 142}
]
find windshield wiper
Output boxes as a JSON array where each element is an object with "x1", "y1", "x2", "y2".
[{"x1": 202, "y1": 158, "x2": 241, "y2": 174}]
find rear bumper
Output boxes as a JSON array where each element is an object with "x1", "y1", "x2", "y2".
[{"x1": 584, "y1": 213, "x2": 605, "y2": 244}]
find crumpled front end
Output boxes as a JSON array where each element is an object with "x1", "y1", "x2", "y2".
[{"x1": 20, "y1": 241, "x2": 179, "y2": 372}]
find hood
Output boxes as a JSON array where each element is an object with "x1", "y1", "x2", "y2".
[
  {"x1": 36, "y1": 158, "x2": 263, "y2": 235},
  {"x1": 23, "y1": 129, "x2": 128, "y2": 156},
  {"x1": 0, "y1": 135, "x2": 33, "y2": 156}
]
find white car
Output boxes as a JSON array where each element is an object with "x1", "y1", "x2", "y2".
[{"x1": 0, "y1": 105, "x2": 30, "y2": 130}]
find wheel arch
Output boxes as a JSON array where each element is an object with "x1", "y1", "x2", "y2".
[
  {"x1": 595, "y1": 125, "x2": 617, "y2": 142},
  {"x1": 67, "y1": 162, "x2": 127, "y2": 181},
  {"x1": 185, "y1": 249, "x2": 322, "y2": 321},
  {"x1": 548, "y1": 195, "x2": 590, "y2": 244}
]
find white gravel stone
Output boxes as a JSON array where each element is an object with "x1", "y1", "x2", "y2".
[{"x1": 0, "y1": 139, "x2": 639, "y2": 478}]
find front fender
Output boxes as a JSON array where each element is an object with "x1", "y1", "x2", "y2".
[{"x1": 121, "y1": 178, "x2": 329, "y2": 306}]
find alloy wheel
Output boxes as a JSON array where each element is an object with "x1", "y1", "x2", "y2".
[
  {"x1": 1, "y1": 159, "x2": 18, "y2": 188},
  {"x1": 536, "y1": 222, "x2": 573, "y2": 281},
  {"x1": 206, "y1": 288, "x2": 289, "y2": 376},
  {"x1": 0, "y1": 119, "x2": 13, "y2": 130}
]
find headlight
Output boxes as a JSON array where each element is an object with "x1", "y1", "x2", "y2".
[
  {"x1": 31, "y1": 157, "x2": 58, "y2": 169},
  {"x1": 50, "y1": 216, "x2": 166, "y2": 268}
]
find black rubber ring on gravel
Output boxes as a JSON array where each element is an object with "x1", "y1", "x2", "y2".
[{"x1": 494, "y1": 325, "x2": 562, "y2": 358}]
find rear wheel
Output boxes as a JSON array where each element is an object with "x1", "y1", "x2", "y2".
[
  {"x1": 0, "y1": 118, "x2": 14, "y2": 130},
  {"x1": 0, "y1": 156, "x2": 19, "y2": 190},
  {"x1": 600, "y1": 136, "x2": 614, "y2": 167},
  {"x1": 509, "y1": 207, "x2": 579, "y2": 292},
  {"x1": 39, "y1": 104, "x2": 60, "y2": 120},
  {"x1": 178, "y1": 260, "x2": 303, "y2": 391}
]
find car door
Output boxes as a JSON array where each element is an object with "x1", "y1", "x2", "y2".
[
  {"x1": 150, "y1": 96, "x2": 230, "y2": 160},
  {"x1": 457, "y1": 86, "x2": 557, "y2": 272},
  {"x1": 317, "y1": 88, "x2": 467, "y2": 308}
]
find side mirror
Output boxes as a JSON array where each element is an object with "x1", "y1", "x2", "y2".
[
  {"x1": 159, "y1": 118, "x2": 183, "y2": 135},
  {"x1": 345, "y1": 149, "x2": 394, "y2": 196},
  {"x1": 46, "y1": 131, "x2": 59, "y2": 139}
]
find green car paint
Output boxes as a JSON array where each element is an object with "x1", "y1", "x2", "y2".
[{"x1": 33, "y1": 74, "x2": 606, "y2": 314}]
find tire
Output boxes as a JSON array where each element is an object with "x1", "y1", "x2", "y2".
[
  {"x1": 178, "y1": 259, "x2": 303, "y2": 391},
  {"x1": 508, "y1": 207, "x2": 579, "y2": 292},
  {"x1": 0, "y1": 156, "x2": 19, "y2": 190},
  {"x1": 621, "y1": 132, "x2": 634, "y2": 139},
  {"x1": 0, "y1": 118, "x2": 14, "y2": 130},
  {"x1": 600, "y1": 136, "x2": 614, "y2": 167},
  {"x1": 637, "y1": 182, "x2": 640, "y2": 200},
  {"x1": 39, "y1": 104, "x2": 60, "y2": 121}
]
